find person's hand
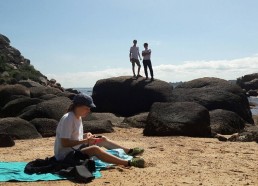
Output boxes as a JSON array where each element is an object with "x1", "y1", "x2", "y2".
[
  {"x1": 86, "y1": 132, "x2": 94, "y2": 139},
  {"x1": 88, "y1": 137, "x2": 102, "y2": 146}
]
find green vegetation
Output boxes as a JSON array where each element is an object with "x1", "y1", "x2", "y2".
[{"x1": 0, "y1": 54, "x2": 44, "y2": 84}]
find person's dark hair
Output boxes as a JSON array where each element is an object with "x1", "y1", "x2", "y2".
[
  {"x1": 67, "y1": 103, "x2": 85, "y2": 112},
  {"x1": 144, "y1": 43, "x2": 148, "y2": 47},
  {"x1": 133, "y1": 40, "x2": 137, "y2": 43}
]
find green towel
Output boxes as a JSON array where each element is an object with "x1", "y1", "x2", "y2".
[{"x1": 0, "y1": 148, "x2": 132, "y2": 182}]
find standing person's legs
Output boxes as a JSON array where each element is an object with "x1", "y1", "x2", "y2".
[
  {"x1": 143, "y1": 60, "x2": 148, "y2": 78},
  {"x1": 131, "y1": 61, "x2": 136, "y2": 77},
  {"x1": 96, "y1": 136, "x2": 130, "y2": 154},
  {"x1": 136, "y1": 59, "x2": 141, "y2": 76},
  {"x1": 147, "y1": 60, "x2": 154, "y2": 79}
]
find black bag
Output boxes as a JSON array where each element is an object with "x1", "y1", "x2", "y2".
[{"x1": 24, "y1": 157, "x2": 60, "y2": 174}]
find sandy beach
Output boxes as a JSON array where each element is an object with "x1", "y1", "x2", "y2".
[{"x1": 0, "y1": 127, "x2": 257, "y2": 186}]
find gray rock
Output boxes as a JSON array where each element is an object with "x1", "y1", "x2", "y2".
[
  {"x1": 0, "y1": 117, "x2": 42, "y2": 139},
  {"x1": 210, "y1": 109, "x2": 246, "y2": 135},
  {"x1": 18, "y1": 105, "x2": 38, "y2": 121},
  {"x1": 30, "y1": 118, "x2": 58, "y2": 137},
  {"x1": 247, "y1": 90, "x2": 258, "y2": 97},
  {"x1": 144, "y1": 102, "x2": 211, "y2": 137},
  {"x1": 83, "y1": 120, "x2": 114, "y2": 134},
  {"x1": 66, "y1": 88, "x2": 80, "y2": 94},
  {"x1": 39, "y1": 76, "x2": 48, "y2": 86},
  {"x1": 0, "y1": 133, "x2": 15, "y2": 147},
  {"x1": 0, "y1": 34, "x2": 10, "y2": 45},
  {"x1": 29, "y1": 86, "x2": 62, "y2": 98},
  {"x1": 123, "y1": 112, "x2": 148, "y2": 128},
  {"x1": 39, "y1": 94, "x2": 57, "y2": 100},
  {"x1": 34, "y1": 96, "x2": 72, "y2": 121},
  {"x1": 84, "y1": 112, "x2": 124, "y2": 127},
  {"x1": 0, "y1": 84, "x2": 30, "y2": 107},
  {"x1": 1, "y1": 71, "x2": 9, "y2": 77},
  {"x1": 18, "y1": 80, "x2": 43, "y2": 88},
  {"x1": 0, "y1": 97, "x2": 42, "y2": 117},
  {"x1": 171, "y1": 77, "x2": 253, "y2": 124},
  {"x1": 228, "y1": 125, "x2": 258, "y2": 142}
]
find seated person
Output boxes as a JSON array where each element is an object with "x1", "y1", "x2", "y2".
[{"x1": 54, "y1": 94, "x2": 145, "y2": 168}]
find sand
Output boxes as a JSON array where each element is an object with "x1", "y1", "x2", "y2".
[{"x1": 0, "y1": 128, "x2": 258, "y2": 186}]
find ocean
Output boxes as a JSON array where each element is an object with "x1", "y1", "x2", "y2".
[
  {"x1": 249, "y1": 97, "x2": 258, "y2": 115},
  {"x1": 75, "y1": 88, "x2": 93, "y2": 96}
]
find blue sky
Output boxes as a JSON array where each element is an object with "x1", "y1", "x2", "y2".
[{"x1": 1, "y1": 0, "x2": 258, "y2": 87}]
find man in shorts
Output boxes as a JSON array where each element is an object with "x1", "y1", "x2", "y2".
[{"x1": 129, "y1": 40, "x2": 142, "y2": 77}]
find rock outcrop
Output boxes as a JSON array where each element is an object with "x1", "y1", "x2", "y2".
[
  {"x1": 123, "y1": 112, "x2": 148, "y2": 128},
  {"x1": 171, "y1": 77, "x2": 253, "y2": 124},
  {"x1": 83, "y1": 120, "x2": 114, "y2": 134},
  {"x1": 0, "y1": 34, "x2": 63, "y2": 89},
  {"x1": 0, "y1": 134, "x2": 15, "y2": 147},
  {"x1": 210, "y1": 109, "x2": 246, "y2": 135},
  {"x1": 237, "y1": 73, "x2": 258, "y2": 97},
  {"x1": 0, "y1": 117, "x2": 42, "y2": 139},
  {"x1": 144, "y1": 102, "x2": 211, "y2": 137},
  {"x1": 30, "y1": 118, "x2": 58, "y2": 137},
  {"x1": 92, "y1": 76, "x2": 173, "y2": 116}
]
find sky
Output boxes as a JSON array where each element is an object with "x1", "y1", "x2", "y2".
[{"x1": 1, "y1": 0, "x2": 258, "y2": 88}]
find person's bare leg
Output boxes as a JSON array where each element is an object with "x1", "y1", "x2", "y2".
[
  {"x1": 81, "y1": 146, "x2": 128, "y2": 166},
  {"x1": 132, "y1": 63, "x2": 136, "y2": 76},
  {"x1": 97, "y1": 136, "x2": 130, "y2": 153}
]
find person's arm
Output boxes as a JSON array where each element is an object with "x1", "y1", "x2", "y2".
[
  {"x1": 61, "y1": 138, "x2": 89, "y2": 148},
  {"x1": 129, "y1": 48, "x2": 132, "y2": 60}
]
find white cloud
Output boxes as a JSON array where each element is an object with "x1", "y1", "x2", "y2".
[{"x1": 47, "y1": 54, "x2": 258, "y2": 88}]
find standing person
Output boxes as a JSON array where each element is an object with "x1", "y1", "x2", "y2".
[
  {"x1": 142, "y1": 43, "x2": 154, "y2": 80},
  {"x1": 129, "y1": 40, "x2": 142, "y2": 77},
  {"x1": 54, "y1": 93, "x2": 145, "y2": 168}
]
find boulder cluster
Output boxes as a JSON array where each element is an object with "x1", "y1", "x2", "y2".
[{"x1": 0, "y1": 34, "x2": 257, "y2": 147}]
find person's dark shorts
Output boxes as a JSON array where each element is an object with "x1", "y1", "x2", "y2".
[{"x1": 131, "y1": 58, "x2": 141, "y2": 67}]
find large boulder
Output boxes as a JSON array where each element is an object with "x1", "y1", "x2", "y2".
[
  {"x1": 83, "y1": 120, "x2": 114, "y2": 134},
  {"x1": 210, "y1": 109, "x2": 246, "y2": 135},
  {"x1": 30, "y1": 118, "x2": 58, "y2": 137},
  {"x1": 29, "y1": 86, "x2": 62, "y2": 98},
  {"x1": 18, "y1": 80, "x2": 43, "y2": 88},
  {"x1": 0, "y1": 97, "x2": 42, "y2": 117},
  {"x1": 0, "y1": 117, "x2": 41, "y2": 139},
  {"x1": 0, "y1": 84, "x2": 30, "y2": 107},
  {"x1": 34, "y1": 97, "x2": 72, "y2": 121},
  {"x1": 18, "y1": 105, "x2": 38, "y2": 121},
  {"x1": 84, "y1": 112, "x2": 124, "y2": 127},
  {"x1": 92, "y1": 76, "x2": 173, "y2": 116},
  {"x1": 0, "y1": 34, "x2": 10, "y2": 45},
  {"x1": 144, "y1": 102, "x2": 211, "y2": 137},
  {"x1": 171, "y1": 77, "x2": 253, "y2": 124},
  {"x1": 0, "y1": 134, "x2": 15, "y2": 147},
  {"x1": 39, "y1": 94, "x2": 58, "y2": 100},
  {"x1": 123, "y1": 112, "x2": 149, "y2": 128}
]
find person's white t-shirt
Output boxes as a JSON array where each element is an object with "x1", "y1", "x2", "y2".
[
  {"x1": 142, "y1": 49, "x2": 151, "y2": 60},
  {"x1": 130, "y1": 46, "x2": 139, "y2": 59},
  {"x1": 54, "y1": 112, "x2": 83, "y2": 161}
]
